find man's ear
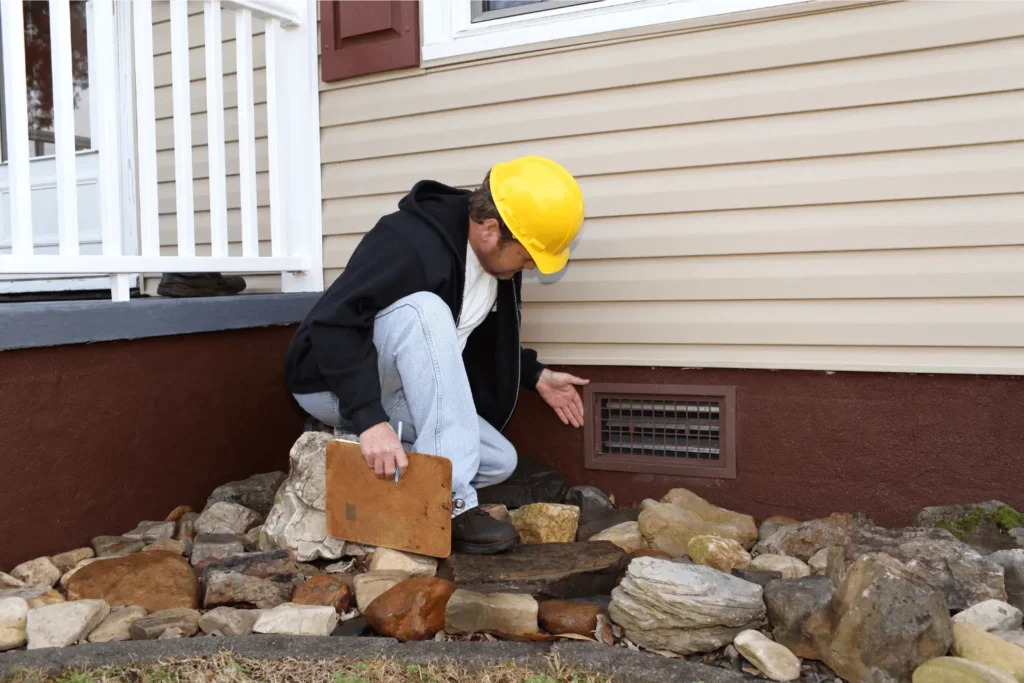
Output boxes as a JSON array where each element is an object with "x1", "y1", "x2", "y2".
[{"x1": 480, "y1": 217, "x2": 502, "y2": 244}]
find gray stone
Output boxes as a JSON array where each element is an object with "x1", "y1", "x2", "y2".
[
  {"x1": 609, "y1": 557, "x2": 766, "y2": 655},
  {"x1": 0, "y1": 573, "x2": 25, "y2": 589},
  {"x1": 828, "y1": 525, "x2": 1007, "y2": 611},
  {"x1": 190, "y1": 534, "x2": 245, "y2": 567},
  {"x1": 91, "y1": 536, "x2": 146, "y2": 558},
  {"x1": 194, "y1": 502, "x2": 261, "y2": 536},
  {"x1": 331, "y1": 616, "x2": 368, "y2": 637},
  {"x1": 123, "y1": 521, "x2": 175, "y2": 543},
  {"x1": 732, "y1": 568, "x2": 783, "y2": 587},
  {"x1": 206, "y1": 472, "x2": 286, "y2": 517},
  {"x1": 129, "y1": 608, "x2": 200, "y2": 640},
  {"x1": 988, "y1": 549, "x2": 1024, "y2": 612},
  {"x1": 27, "y1": 600, "x2": 111, "y2": 649},
  {"x1": 753, "y1": 513, "x2": 867, "y2": 561},
  {"x1": 87, "y1": 606, "x2": 148, "y2": 643},
  {"x1": 953, "y1": 600, "x2": 1023, "y2": 632},
  {"x1": 815, "y1": 553, "x2": 952, "y2": 683},
  {"x1": 49, "y1": 549, "x2": 95, "y2": 575},
  {"x1": 0, "y1": 597, "x2": 29, "y2": 651},
  {"x1": 476, "y1": 458, "x2": 567, "y2": 510},
  {"x1": 197, "y1": 606, "x2": 261, "y2": 636},
  {"x1": 763, "y1": 575, "x2": 834, "y2": 660},
  {"x1": 577, "y1": 507, "x2": 642, "y2": 542},
  {"x1": 261, "y1": 432, "x2": 347, "y2": 562},
  {"x1": 10, "y1": 558, "x2": 61, "y2": 589},
  {"x1": 253, "y1": 604, "x2": 338, "y2": 636},
  {"x1": 201, "y1": 551, "x2": 305, "y2": 609},
  {"x1": 994, "y1": 629, "x2": 1024, "y2": 649},
  {"x1": 563, "y1": 486, "x2": 615, "y2": 512},
  {"x1": 913, "y1": 501, "x2": 1022, "y2": 555},
  {"x1": 439, "y1": 542, "x2": 627, "y2": 599}
]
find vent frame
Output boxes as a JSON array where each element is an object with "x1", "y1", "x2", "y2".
[{"x1": 583, "y1": 383, "x2": 736, "y2": 479}]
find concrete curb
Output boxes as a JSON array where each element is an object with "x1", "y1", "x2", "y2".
[{"x1": 0, "y1": 635, "x2": 747, "y2": 683}]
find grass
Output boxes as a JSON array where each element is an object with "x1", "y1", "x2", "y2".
[
  {"x1": 935, "y1": 504, "x2": 1024, "y2": 540},
  {"x1": 1, "y1": 652, "x2": 613, "y2": 683}
]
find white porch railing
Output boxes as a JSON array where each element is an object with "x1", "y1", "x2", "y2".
[{"x1": 0, "y1": 0, "x2": 323, "y2": 301}]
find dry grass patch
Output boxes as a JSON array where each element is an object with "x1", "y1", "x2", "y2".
[{"x1": 3, "y1": 651, "x2": 614, "y2": 683}]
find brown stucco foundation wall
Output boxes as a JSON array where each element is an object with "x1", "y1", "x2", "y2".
[
  {"x1": 504, "y1": 366, "x2": 1024, "y2": 527},
  {"x1": 0, "y1": 327, "x2": 305, "y2": 569}
]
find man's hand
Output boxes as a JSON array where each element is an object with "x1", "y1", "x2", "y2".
[
  {"x1": 536, "y1": 369, "x2": 590, "y2": 428},
  {"x1": 359, "y1": 422, "x2": 409, "y2": 479}
]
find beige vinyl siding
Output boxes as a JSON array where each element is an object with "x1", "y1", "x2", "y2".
[
  {"x1": 318, "y1": 0, "x2": 1024, "y2": 375},
  {"x1": 148, "y1": 2, "x2": 279, "y2": 293}
]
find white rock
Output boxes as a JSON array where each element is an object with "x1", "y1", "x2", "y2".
[
  {"x1": 324, "y1": 559, "x2": 356, "y2": 574},
  {"x1": 87, "y1": 606, "x2": 148, "y2": 643},
  {"x1": 195, "y1": 502, "x2": 262, "y2": 536},
  {"x1": 734, "y1": 629, "x2": 801, "y2": 681},
  {"x1": 198, "y1": 606, "x2": 262, "y2": 637},
  {"x1": 342, "y1": 544, "x2": 375, "y2": 558},
  {"x1": 0, "y1": 573, "x2": 26, "y2": 589},
  {"x1": 609, "y1": 557, "x2": 767, "y2": 655},
  {"x1": 444, "y1": 590, "x2": 539, "y2": 636},
  {"x1": 261, "y1": 433, "x2": 348, "y2": 561},
  {"x1": 954, "y1": 600, "x2": 1024, "y2": 633},
  {"x1": 123, "y1": 521, "x2": 176, "y2": 542},
  {"x1": 367, "y1": 548, "x2": 437, "y2": 577},
  {"x1": 749, "y1": 554, "x2": 812, "y2": 579},
  {"x1": 26, "y1": 600, "x2": 110, "y2": 649},
  {"x1": 641, "y1": 499, "x2": 660, "y2": 511},
  {"x1": 353, "y1": 571, "x2": 410, "y2": 613},
  {"x1": 10, "y1": 557, "x2": 62, "y2": 588},
  {"x1": 590, "y1": 522, "x2": 648, "y2": 553},
  {"x1": 808, "y1": 548, "x2": 829, "y2": 575},
  {"x1": 252, "y1": 603, "x2": 338, "y2": 636},
  {"x1": 0, "y1": 597, "x2": 29, "y2": 651},
  {"x1": 49, "y1": 549, "x2": 95, "y2": 574}
]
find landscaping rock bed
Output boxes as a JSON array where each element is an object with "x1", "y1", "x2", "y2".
[{"x1": 3, "y1": 431, "x2": 1024, "y2": 683}]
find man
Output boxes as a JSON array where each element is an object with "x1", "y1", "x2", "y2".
[{"x1": 284, "y1": 156, "x2": 589, "y2": 555}]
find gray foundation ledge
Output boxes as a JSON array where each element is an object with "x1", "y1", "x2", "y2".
[
  {"x1": 0, "y1": 293, "x2": 320, "y2": 351},
  {"x1": 0, "y1": 636, "x2": 747, "y2": 683}
]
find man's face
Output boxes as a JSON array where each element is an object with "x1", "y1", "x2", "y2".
[{"x1": 473, "y1": 219, "x2": 536, "y2": 280}]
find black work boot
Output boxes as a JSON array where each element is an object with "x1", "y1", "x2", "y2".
[{"x1": 452, "y1": 506, "x2": 519, "y2": 555}]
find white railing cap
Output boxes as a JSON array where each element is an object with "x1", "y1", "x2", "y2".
[{"x1": 223, "y1": 0, "x2": 305, "y2": 27}]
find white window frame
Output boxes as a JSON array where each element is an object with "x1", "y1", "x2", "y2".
[{"x1": 422, "y1": 0, "x2": 813, "y2": 63}]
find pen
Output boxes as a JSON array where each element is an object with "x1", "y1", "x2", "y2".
[{"x1": 395, "y1": 422, "x2": 402, "y2": 487}]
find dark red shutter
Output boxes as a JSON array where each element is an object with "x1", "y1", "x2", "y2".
[{"x1": 320, "y1": 1, "x2": 420, "y2": 82}]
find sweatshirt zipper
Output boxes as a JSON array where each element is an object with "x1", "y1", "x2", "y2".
[{"x1": 501, "y1": 283, "x2": 521, "y2": 431}]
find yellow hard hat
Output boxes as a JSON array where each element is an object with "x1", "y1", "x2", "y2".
[{"x1": 489, "y1": 156, "x2": 584, "y2": 275}]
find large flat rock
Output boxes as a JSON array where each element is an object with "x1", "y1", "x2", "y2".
[{"x1": 438, "y1": 542, "x2": 627, "y2": 599}]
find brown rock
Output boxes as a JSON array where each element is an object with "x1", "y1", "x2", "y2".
[
  {"x1": 49, "y1": 548, "x2": 95, "y2": 574},
  {"x1": 814, "y1": 552, "x2": 952, "y2": 682},
  {"x1": 129, "y1": 608, "x2": 200, "y2": 640},
  {"x1": 509, "y1": 503, "x2": 580, "y2": 544},
  {"x1": 753, "y1": 512, "x2": 865, "y2": 561},
  {"x1": 364, "y1": 577, "x2": 456, "y2": 641},
  {"x1": 165, "y1": 505, "x2": 193, "y2": 523},
  {"x1": 439, "y1": 542, "x2": 627, "y2": 599},
  {"x1": 201, "y1": 551, "x2": 304, "y2": 610},
  {"x1": 175, "y1": 512, "x2": 199, "y2": 542},
  {"x1": 687, "y1": 535, "x2": 751, "y2": 573},
  {"x1": 639, "y1": 489, "x2": 757, "y2": 556},
  {"x1": 66, "y1": 550, "x2": 199, "y2": 612},
  {"x1": 143, "y1": 539, "x2": 189, "y2": 556},
  {"x1": 538, "y1": 599, "x2": 601, "y2": 637},
  {"x1": 26, "y1": 590, "x2": 65, "y2": 609},
  {"x1": 291, "y1": 574, "x2": 352, "y2": 612},
  {"x1": 629, "y1": 548, "x2": 672, "y2": 560}
]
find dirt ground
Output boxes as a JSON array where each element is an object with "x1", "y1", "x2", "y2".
[{"x1": 0, "y1": 651, "x2": 617, "y2": 683}]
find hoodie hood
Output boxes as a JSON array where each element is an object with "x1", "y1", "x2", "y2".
[{"x1": 397, "y1": 180, "x2": 470, "y2": 268}]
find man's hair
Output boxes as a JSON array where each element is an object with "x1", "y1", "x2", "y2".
[{"x1": 468, "y1": 171, "x2": 517, "y2": 243}]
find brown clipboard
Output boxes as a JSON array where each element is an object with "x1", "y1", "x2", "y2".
[{"x1": 325, "y1": 439, "x2": 453, "y2": 559}]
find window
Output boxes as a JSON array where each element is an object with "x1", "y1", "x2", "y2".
[
  {"x1": 583, "y1": 383, "x2": 736, "y2": 479},
  {"x1": 422, "y1": 0, "x2": 813, "y2": 62}
]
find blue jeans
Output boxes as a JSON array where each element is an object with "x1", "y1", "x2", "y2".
[{"x1": 293, "y1": 292, "x2": 518, "y2": 512}]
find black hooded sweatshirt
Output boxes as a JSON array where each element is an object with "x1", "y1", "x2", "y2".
[{"x1": 284, "y1": 180, "x2": 546, "y2": 435}]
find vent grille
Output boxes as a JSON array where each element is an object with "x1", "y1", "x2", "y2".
[{"x1": 584, "y1": 384, "x2": 736, "y2": 479}]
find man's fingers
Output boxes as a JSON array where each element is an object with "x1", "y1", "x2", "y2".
[
  {"x1": 396, "y1": 450, "x2": 409, "y2": 476},
  {"x1": 568, "y1": 375, "x2": 590, "y2": 386},
  {"x1": 384, "y1": 453, "x2": 396, "y2": 478},
  {"x1": 573, "y1": 392, "x2": 586, "y2": 425},
  {"x1": 373, "y1": 455, "x2": 385, "y2": 479},
  {"x1": 567, "y1": 401, "x2": 583, "y2": 428},
  {"x1": 554, "y1": 407, "x2": 569, "y2": 425}
]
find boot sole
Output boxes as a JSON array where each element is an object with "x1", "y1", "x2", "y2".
[{"x1": 452, "y1": 535, "x2": 520, "y2": 555}]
